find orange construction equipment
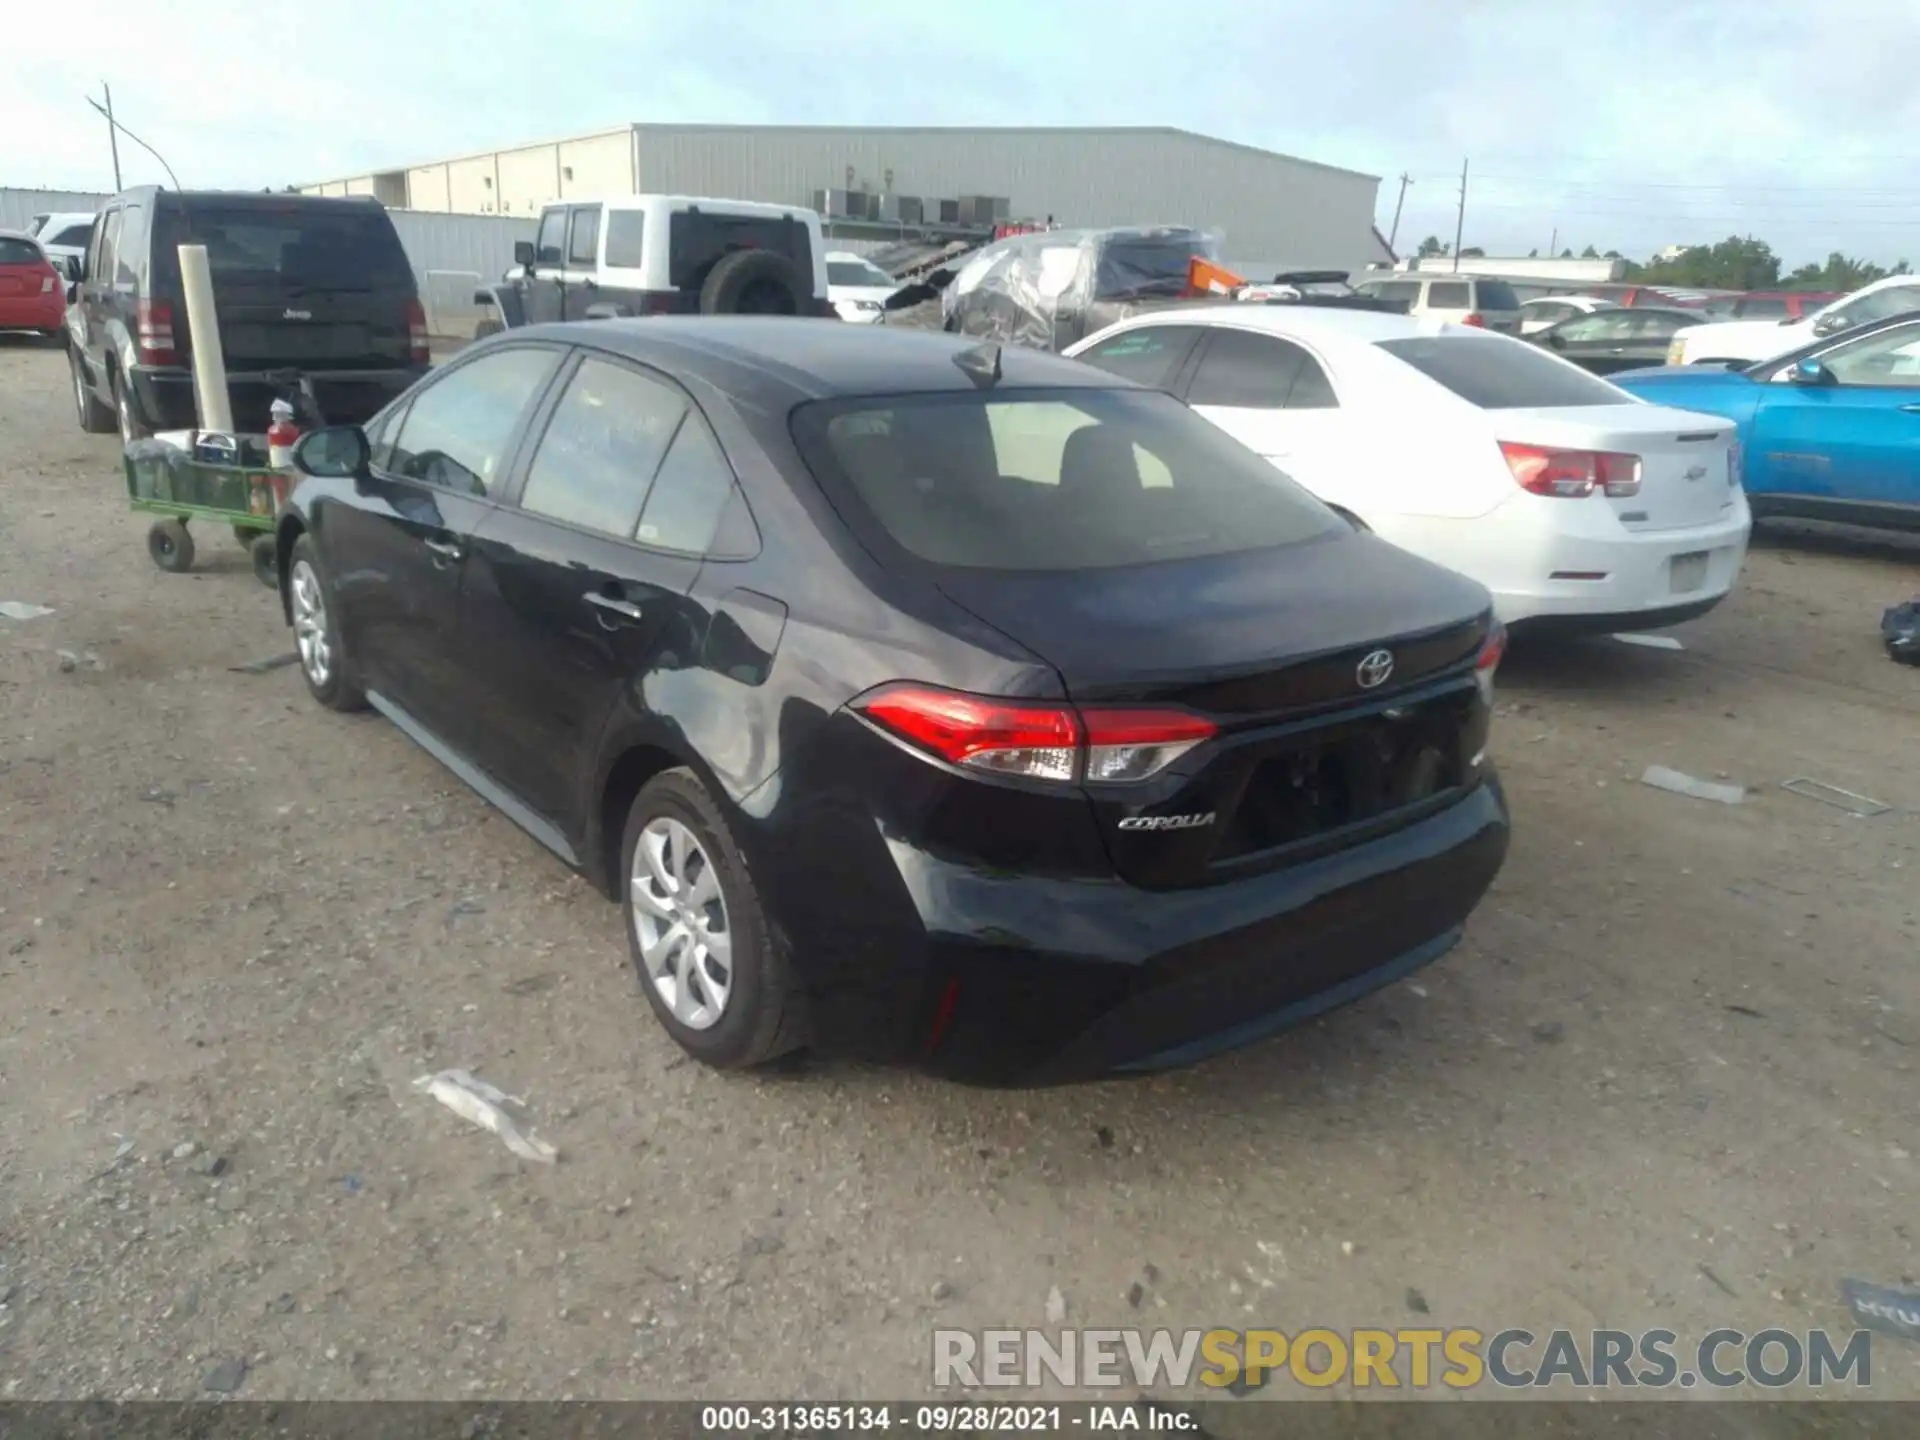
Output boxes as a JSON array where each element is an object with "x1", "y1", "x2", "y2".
[{"x1": 1185, "y1": 255, "x2": 1247, "y2": 297}]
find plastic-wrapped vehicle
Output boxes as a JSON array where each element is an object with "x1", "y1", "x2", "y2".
[{"x1": 940, "y1": 225, "x2": 1224, "y2": 352}]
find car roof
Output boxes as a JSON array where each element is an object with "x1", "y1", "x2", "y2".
[
  {"x1": 1096, "y1": 303, "x2": 1477, "y2": 346},
  {"x1": 507, "y1": 316, "x2": 1127, "y2": 403},
  {"x1": 581, "y1": 194, "x2": 821, "y2": 221}
]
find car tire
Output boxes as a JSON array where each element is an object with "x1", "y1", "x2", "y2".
[
  {"x1": 698, "y1": 249, "x2": 807, "y2": 316},
  {"x1": 112, "y1": 372, "x2": 150, "y2": 443},
  {"x1": 621, "y1": 768, "x2": 805, "y2": 1070},
  {"x1": 71, "y1": 348, "x2": 113, "y2": 434},
  {"x1": 287, "y1": 535, "x2": 367, "y2": 712},
  {"x1": 249, "y1": 534, "x2": 279, "y2": 589}
]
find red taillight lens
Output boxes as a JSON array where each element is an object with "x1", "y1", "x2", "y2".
[
  {"x1": 1459, "y1": 312, "x2": 1486, "y2": 328},
  {"x1": 1475, "y1": 621, "x2": 1506, "y2": 705},
  {"x1": 1499, "y1": 441, "x2": 1641, "y2": 498},
  {"x1": 405, "y1": 298, "x2": 430, "y2": 364},
  {"x1": 136, "y1": 299, "x2": 177, "y2": 365},
  {"x1": 854, "y1": 684, "x2": 1216, "y2": 784}
]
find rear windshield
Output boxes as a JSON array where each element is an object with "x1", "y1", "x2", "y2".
[
  {"x1": 0, "y1": 237, "x2": 44, "y2": 266},
  {"x1": 155, "y1": 202, "x2": 413, "y2": 290},
  {"x1": 1377, "y1": 335, "x2": 1627, "y2": 409},
  {"x1": 1475, "y1": 279, "x2": 1522, "y2": 310},
  {"x1": 669, "y1": 212, "x2": 809, "y2": 289},
  {"x1": 791, "y1": 386, "x2": 1338, "y2": 572}
]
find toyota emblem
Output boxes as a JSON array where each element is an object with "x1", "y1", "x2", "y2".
[{"x1": 1356, "y1": 649, "x2": 1395, "y2": 689}]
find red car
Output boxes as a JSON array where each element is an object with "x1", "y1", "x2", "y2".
[{"x1": 0, "y1": 230, "x2": 66, "y2": 338}]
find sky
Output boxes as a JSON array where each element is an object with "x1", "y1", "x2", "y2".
[{"x1": 7, "y1": 0, "x2": 1920, "y2": 269}]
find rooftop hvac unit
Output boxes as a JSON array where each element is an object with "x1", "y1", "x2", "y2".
[
  {"x1": 937, "y1": 198, "x2": 961, "y2": 225},
  {"x1": 877, "y1": 195, "x2": 923, "y2": 224}
]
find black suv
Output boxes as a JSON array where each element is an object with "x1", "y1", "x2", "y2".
[{"x1": 67, "y1": 188, "x2": 430, "y2": 441}]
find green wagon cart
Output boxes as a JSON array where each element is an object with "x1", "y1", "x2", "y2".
[{"x1": 123, "y1": 439, "x2": 290, "y2": 589}]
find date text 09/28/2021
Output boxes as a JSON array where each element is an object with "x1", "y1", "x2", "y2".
[{"x1": 700, "y1": 1405, "x2": 1186, "y2": 1432}]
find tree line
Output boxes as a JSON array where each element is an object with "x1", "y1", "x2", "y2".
[{"x1": 1411, "y1": 234, "x2": 1912, "y2": 293}]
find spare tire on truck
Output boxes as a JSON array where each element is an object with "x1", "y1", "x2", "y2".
[{"x1": 700, "y1": 249, "x2": 808, "y2": 316}]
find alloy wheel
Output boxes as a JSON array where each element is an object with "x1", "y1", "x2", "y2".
[
  {"x1": 289, "y1": 559, "x2": 332, "y2": 687},
  {"x1": 630, "y1": 817, "x2": 733, "y2": 1030}
]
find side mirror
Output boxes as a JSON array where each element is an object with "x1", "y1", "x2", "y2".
[
  {"x1": 1789, "y1": 358, "x2": 1833, "y2": 386},
  {"x1": 63, "y1": 255, "x2": 83, "y2": 283},
  {"x1": 512, "y1": 240, "x2": 535, "y2": 268},
  {"x1": 1811, "y1": 313, "x2": 1848, "y2": 338},
  {"x1": 291, "y1": 425, "x2": 371, "y2": 478}
]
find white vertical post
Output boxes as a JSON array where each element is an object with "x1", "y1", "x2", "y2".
[{"x1": 175, "y1": 244, "x2": 234, "y2": 435}]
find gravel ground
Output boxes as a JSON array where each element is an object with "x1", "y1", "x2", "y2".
[{"x1": 1, "y1": 329, "x2": 1918, "y2": 1403}]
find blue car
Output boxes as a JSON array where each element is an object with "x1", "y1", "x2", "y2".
[{"x1": 1612, "y1": 311, "x2": 1920, "y2": 531}]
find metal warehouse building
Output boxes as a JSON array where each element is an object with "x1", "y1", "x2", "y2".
[{"x1": 300, "y1": 123, "x2": 1393, "y2": 274}]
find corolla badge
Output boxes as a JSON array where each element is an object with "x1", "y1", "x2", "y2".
[
  {"x1": 1118, "y1": 812, "x2": 1216, "y2": 831},
  {"x1": 1356, "y1": 648, "x2": 1395, "y2": 689}
]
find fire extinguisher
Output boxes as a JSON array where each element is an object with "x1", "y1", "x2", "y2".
[{"x1": 267, "y1": 397, "x2": 299, "y2": 471}]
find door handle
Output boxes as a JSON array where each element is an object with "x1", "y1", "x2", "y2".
[
  {"x1": 584, "y1": 591, "x2": 644, "y2": 622},
  {"x1": 423, "y1": 537, "x2": 464, "y2": 561}
]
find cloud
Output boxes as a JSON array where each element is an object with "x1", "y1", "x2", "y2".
[{"x1": 9, "y1": 0, "x2": 1917, "y2": 265}]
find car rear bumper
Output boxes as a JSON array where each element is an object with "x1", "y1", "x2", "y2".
[
  {"x1": 0, "y1": 294, "x2": 65, "y2": 329},
  {"x1": 129, "y1": 364, "x2": 426, "y2": 432},
  {"x1": 862, "y1": 775, "x2": 1509, "y2": 1085}
]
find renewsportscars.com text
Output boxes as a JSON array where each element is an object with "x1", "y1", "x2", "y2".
[{"x1": 933, "y1": 1327, "x2": 1873, "y2": 1391}]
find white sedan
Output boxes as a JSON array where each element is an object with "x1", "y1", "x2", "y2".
[
  {"x1": 826, "y1": 251, "x2": 901, "y2": 324},
  {"x1": 1064, "y1": 306, "x2": 1751, "y2": 630}
]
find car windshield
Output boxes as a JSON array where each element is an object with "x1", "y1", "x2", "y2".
[
  {"x1": 829, "y1": 261, "x2": 894, "y2": 288},
  {"x1": 0, "y1": 237, "x2": 44, "y2": 266},
  {"x1": 1377, "y1": 334, "x2": 1628, "y2": 408},
  {"x1": 792, "y1": 386, "x2": 1339, "y2": 571},
  {"x1": 155, "y1": 203, "x2": 413, "y2": 289}
]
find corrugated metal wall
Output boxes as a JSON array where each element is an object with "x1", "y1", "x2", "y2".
[
  {"x1": 0, "y1": 187, "x2": 110, "y2": 231},
  {"x1": 632, "y1": 126, "x2": 1381, "y2": 272}
]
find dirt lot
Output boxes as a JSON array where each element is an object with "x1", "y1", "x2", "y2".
[{"x1": 1, "y1": 331, "x2": 1917, "y2": 1403}]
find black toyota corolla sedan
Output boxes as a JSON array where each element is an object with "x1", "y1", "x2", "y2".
[{"x1": 274, "y1": 318, "x2": 1510, "y2": 1084}]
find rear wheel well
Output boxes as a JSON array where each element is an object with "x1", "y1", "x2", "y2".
[{"x1": 598, "y1": 745, "x2": 684, "y2": 896}]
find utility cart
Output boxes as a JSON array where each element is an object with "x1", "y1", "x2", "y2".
[{"x1": 123, "y1": 435, "x2": 289, "y2": 588}]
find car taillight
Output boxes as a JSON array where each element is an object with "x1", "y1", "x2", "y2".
[
  {"x1": 38, "y1": 263, "x2": 57, "y2": 293},
  {"x1": 1499, "y1": 441, "x2": 1641, "y2": 498},
  {"x1": 1459, "y1": 312, "x2": 1486, "y2": 328},
  {"x1": 1475, "y1": 621, "x2": 1507, "y2": 706},
  {"x1": 405, "y1": 298, "x2": 429, "y2": 364},
  {"x1": 1666, "y1": 336, "x2": 1687, "y2": 364},
  {"x1": 136, "y1": 299, "x2": 177, "y2": 365},
  {"x1": 854, "y1": 684, "x2": 1216, "y2": 785}
]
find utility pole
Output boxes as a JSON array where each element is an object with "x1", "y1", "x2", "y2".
[
  {"x1": 101, "y1": 82, "x2": 123, "y2": 191},
  {"x1": 1451, "y1": 158, "x2": 1468, "y2": 273},
  {"x1": 1548, "y1": 225, "x2": 1557, "y2": 258},
  {"x1": 1386, "y1": 172, "x2": 1412, "y2": 251}
]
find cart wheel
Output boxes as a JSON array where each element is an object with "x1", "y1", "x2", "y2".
[
  {"x1": 234, "y1": 524, "x2": 262, "y2": 550},
  {"x1": 250, "y1": 534, "x2": 279, "y2": 589},
  {"x1": 148, "y1": 519, "x2": 195, "y2": 574}
]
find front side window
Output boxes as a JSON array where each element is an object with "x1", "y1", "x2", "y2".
[
  {"x1": 1074, "y1": 325, "x2": 1204, "y2": 389},
  {"x1": 535, "y1": 208, "x2": 567, "y2": 266},
  {"x1": 567, "y1": 206, "x2": 601, "y2": 268},
  {"x1": 1815, "y1": 321, "x2": 1920, "y2": 388},
  {"x1": 1831, "y1": 284, "x2": 1920, "y2": 329},
  {"x1": 791, "y1": 386, "x2": 1338, "y2": 572},
  {"x1": 389, "y1": 347, "x2": 562, "y2": 495},
  {"x1": 520, "y1": 356, "x2": 687, "y2": 535},
  {"x1": 1558, "y1": 312, "x2": 1637, "y2": 343}
]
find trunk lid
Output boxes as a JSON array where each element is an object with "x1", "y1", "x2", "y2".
[
  {"x1": 934, "y1": 530, "x2": 1496, "y2": 889},
  {"x1": 1496, "y1": 403, "x2": 1739, "y2": 532}
]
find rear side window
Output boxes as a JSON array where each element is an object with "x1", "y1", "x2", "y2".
[
  {"x1": 520, "y1": 357, "x2": 686, "y2": 535},
  {"x1": 603, "y1": 212, "x2": 645, "y2": 269},
  {"x1": 389, "y1": 347, "x2": 562, "y2": 495},
  {"x1": 669, "y1": 211, "x2": 808, "y2": 289},
  {"x1": 1359, "y1": 280, "x2": 1421, "y2": 305},
  {"x1": 1426, "y1": 282, "x2": 1471, "y2": 309},
  {"x1": 636, "y1": 414, "x2": 738, "y2": 554},
  {"x1": 791, "y1": 386, "x2": 1338, "y2": 572},
  {"x1": 0, "y1": 237, "x2": 43, "y2": 265},
  {"x1": 1378, "y1": 335, "x2": 1627, "y2": 408},
  {"x1": 154, "y1": 202, "x2": 411, "y2": 289},
  {"x1": 1474, "y1": 280, "x2": 1521, "y2": 310},
  {"x1": 1186, "y1": 329, "x2": 1306, "y2": 409},
  {"x1": 1074, "y1": 325, "x2": 1203, "y2": 389}
]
